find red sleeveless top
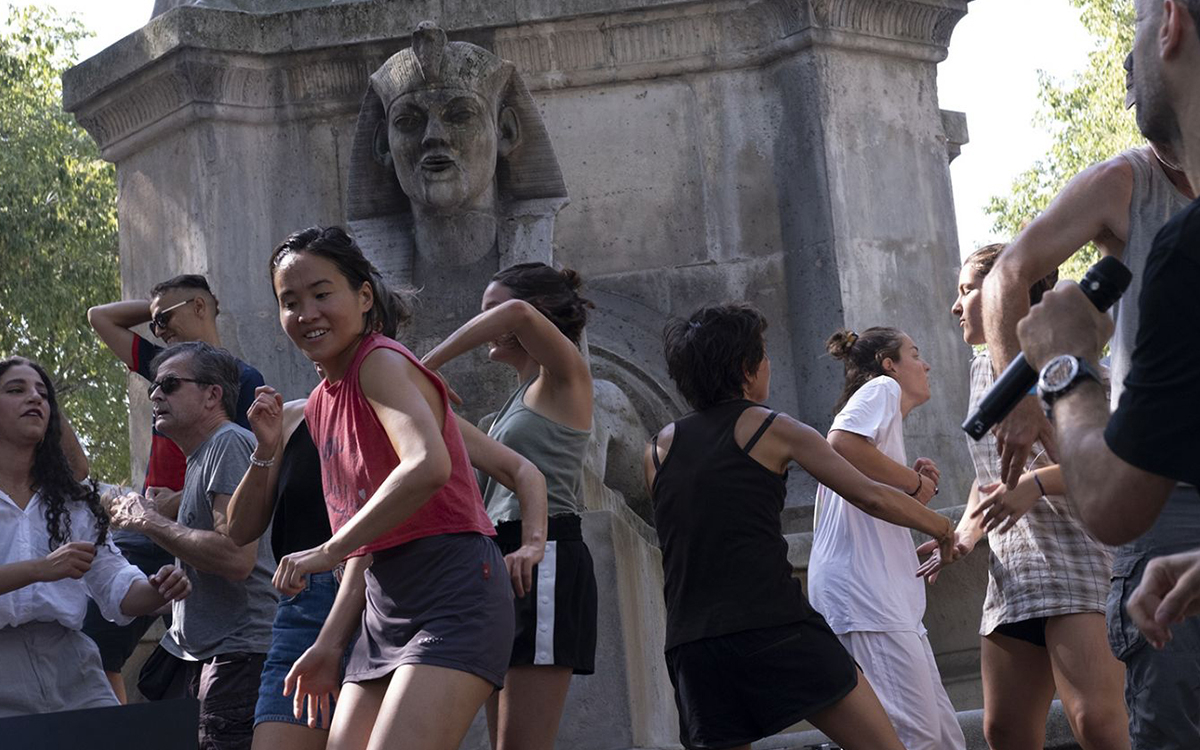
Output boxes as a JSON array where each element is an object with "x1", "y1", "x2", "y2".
[{"x1": 305, "y1": 333, "x2": 495, "y2": 557}]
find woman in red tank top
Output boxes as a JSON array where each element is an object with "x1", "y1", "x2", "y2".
[{"x1": 263, "y1": 226, "x2": 548, "y2": 750}]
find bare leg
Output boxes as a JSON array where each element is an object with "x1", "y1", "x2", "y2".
[
  {"x1": 252, "y1": 721, "x2": 330, "y2": 750},
  {"x1": 106, "y1": 671, "x2": 127, "y2": 704},
  {"x1": 1045, "y1": 613, "x2": 1130, "y2": 750},
  {"x1": 980, "y1": 633, "x2": 1057, "y2": 750},
  {"x1": 487, "y1": 665, "x2": 573, "y2": 750},
  {"x1": 807, "y1": 669, "x2": 906, "y2": 750},
  {"x1": 366, "y1": 664, "x2": 496, "y2": 750},
  {"x1": 326, "y1": 680, "x2": 386, "y2": 750}
]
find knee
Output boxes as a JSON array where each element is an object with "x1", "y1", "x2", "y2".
[
  {"x1": 1067, "y1": 705, "x2": 1128, "y2": 750},
  {"x1": 984, "y1": 717, "x2": 1040, "y2": 750}
]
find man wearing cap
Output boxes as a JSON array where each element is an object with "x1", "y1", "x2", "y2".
[{"x1": 1003, "y1": 3, "x2": 1200, "y2": 746}]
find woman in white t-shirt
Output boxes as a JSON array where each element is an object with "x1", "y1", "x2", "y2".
[{"x1": 808, "y1": 328, "x2": 967, "y2": 750}]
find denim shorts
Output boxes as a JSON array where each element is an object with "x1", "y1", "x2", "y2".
[{"x1": 254, "y1": 571, "x2": 346, "y2": 727}]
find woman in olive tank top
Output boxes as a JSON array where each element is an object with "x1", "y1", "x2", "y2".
[{"x1": 423, "y1": 262, "x2": 599, "y2": 750}]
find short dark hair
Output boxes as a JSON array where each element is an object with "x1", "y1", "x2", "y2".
[
  {"x1": 491, "y1": 262, "x2": 594, "y2": 345},
  {"x1": 150, "y1": 274, "x2": 220, "y2": 316},
  {"x1": 150, "y1": 341, "x2": 241, "y2": 421},
  {"x1": 663, "y1": 304, "x2": 768, "y2": 411},
  {"x1": 964, "y1": 243, "x2": 1058, "y2": 306},
  {"x1": 270, "y1": 226, "x2": 414, "y2": 338}
]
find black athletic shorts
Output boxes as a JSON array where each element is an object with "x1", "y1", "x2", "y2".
[
  {"x1": 495, "y1": 514, "x2": 598, "y2": 675},
  {"x1": 665, "y1": 618, "x2": 859, "y2": 749},
  {"x1": 993, "y1": 617, "x2": 1048, "y2": 648}
]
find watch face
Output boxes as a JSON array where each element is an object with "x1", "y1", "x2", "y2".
[{"x1": 1041, "y1": 356, "x2": 1079, "y2": 392}]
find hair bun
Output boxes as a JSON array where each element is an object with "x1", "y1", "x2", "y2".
[
  {"x1": 559, "y1": 267, "x2": 584, "y2": 291},
  {"x1": 825, "y1": 329, "x2": 859, "y2": 360}
]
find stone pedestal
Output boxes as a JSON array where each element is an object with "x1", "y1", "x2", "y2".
[{"x1": 65, "y1": 1, "x2": 979, "y2": 746}]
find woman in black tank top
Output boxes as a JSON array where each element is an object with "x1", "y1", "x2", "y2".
[
  {"x1": 225, "y1": 394, "x2": 352, "y2": 750},
  {"x1": 645, "y1": 304, "x2": 961, "y2": 750}
]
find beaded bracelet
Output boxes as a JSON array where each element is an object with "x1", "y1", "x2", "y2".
[{"x1": 249, "y1": 453, "x2": 275, "y2": 468}]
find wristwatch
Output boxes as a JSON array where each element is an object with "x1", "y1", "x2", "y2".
[{"x1": 1037, "y1": 355, "x2": 1103, "y2": 417}]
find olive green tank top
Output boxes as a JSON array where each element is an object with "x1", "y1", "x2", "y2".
[{"x1": 479, "y1": 377, "x2": 591, "y2": 524}]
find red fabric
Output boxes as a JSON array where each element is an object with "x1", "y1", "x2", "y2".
[
  {"x1": 305, "y1": 333, "x2": 495, "y2": 557},
  {"x1": 132, "y1": 335, "x2": 186, "y2": 492}
]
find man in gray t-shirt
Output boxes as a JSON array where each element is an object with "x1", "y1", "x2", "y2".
[{"x1": 111, "y1": 342, "x2": 277, "y2": 750}]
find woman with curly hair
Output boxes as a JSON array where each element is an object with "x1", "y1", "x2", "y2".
[
  {"x1": 0, "y1": 356, "x2": 191, "y2": 717},
  {"x1": 422, "y1": 262, "x2": 598, "y2": 750}
]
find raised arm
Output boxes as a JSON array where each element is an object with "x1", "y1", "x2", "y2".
[
  {"x1": 828, "y1": 430, "x2": 935, "y2": 505},
  {"x1": 87, "y1": 300, "x2": 153, "y2": 371},
  {"x1": 983, "y1": 157, "x2": 1132, "y2": 487},
  {"x1": 423, "y1": 299, "x2": 589, "y2": 386},
  {"x1": 457, "y1": 415, "x2": 548, "y2": 596},
  {"x1": 225, "y1": 390, "x2": 304, "y2": 546},
  {"x1": 0, "y1": 542, "x2": 96, "y2": 595},
  {"x1": 59, "y1": 414, "x2": 89, "y2": 482}
]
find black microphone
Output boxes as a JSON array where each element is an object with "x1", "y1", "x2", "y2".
[{"x1": 963, "y1": 255, "x2": 1132, "y2": 441}]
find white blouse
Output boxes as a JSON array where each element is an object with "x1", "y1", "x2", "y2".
[{"x1": 0, "y1": 489, "x2": 144, "y2": 630}]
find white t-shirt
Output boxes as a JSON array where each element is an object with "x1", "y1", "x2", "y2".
[{"x1": 808, "y1": 376, "x2": 926, "y2": 634}]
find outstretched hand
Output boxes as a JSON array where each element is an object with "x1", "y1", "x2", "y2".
[
  {"x1": 1127, "y1": 549, "x2": 1200, "y2": 649},
  {"x1": 971, "y1": 480, "x2": 1041, "y2": 534},
  {"x1": 915, "y1": 531, "x2": 974, "y2": 584},
  {"x1": 283, "y1": 641, "x2": 342, "y2": 729},
  {"x1": 993, "y1": 399, "x2": 1058, "y2": 490}
]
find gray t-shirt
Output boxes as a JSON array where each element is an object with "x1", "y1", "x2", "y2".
[{"x1": 162, "y1": 422, "x2": 278, "y2": 661}]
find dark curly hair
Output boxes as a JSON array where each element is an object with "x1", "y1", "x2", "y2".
[
  {"x1": 0, "y1": 357, "x2": 108, "y2": 549},
  {"x1": 826, "y1": 327, "x2": 907, "y2": 413},
  {"x1": 663, "y1": 304, "x2": 768, "y2": 411},
  {"x1": 491, "y1": 263, "x2": 594, "y2": 345},
  {"x1": 964, "y1": 243, "x2": 1058, "y2": 306},
  {"x1": 269, "y1": 226, "x2": 415, "y2": 339}
]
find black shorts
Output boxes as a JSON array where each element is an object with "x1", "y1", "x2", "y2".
[
  {"x1": 993, "y1": 617, "x2": 1048, "y2": 648},
  {"x1": 495, "y1": 515, "x2": 598, "y2": 675},
  {"x1": 81, "y1": 531, "x2": 174, "y2": 672},
  {"x1": 665, "y1": 619, "x2": 859, "y2": 750}
]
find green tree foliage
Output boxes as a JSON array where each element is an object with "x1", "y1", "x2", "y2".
[
  {"x1": 1, "y1": 5, "x2": 129, "y2": 481},
  {"x1": 986, "y1": 0, "x2": 1142, "y2": 279}
]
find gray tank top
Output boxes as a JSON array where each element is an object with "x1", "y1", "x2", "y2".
[
  {"x1": 480, "y1": 377, "x2": 591, "y2": 524},
  {"x1": 1111, "y1": 146, "x2": 1191, "y2": 407}
]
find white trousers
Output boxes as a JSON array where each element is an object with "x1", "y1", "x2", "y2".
[{"x1": 838, "y1": 630, "x2": 966, "y2": 750}]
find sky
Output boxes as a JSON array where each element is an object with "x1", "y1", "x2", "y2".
[{"x1": 36, "y1": 0, "x2": 1098, "y2": 262}]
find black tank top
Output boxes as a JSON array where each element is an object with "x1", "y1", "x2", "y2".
[
  {"x1": 271, "y1": 421, "x2": 333, "y2": 563},
  {"x1": 652, "y1": 400, "x2": 815, "y2": 650}
]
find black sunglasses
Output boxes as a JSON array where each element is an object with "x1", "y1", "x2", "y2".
[
  {"x1": 147, "y1": 375, "x2": 211, "y2": 399},
  {"x1": 148, "y1": 298, "x2": 196, "y2": 337}
]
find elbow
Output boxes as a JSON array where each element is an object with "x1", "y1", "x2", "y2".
[
  {"x1": 86, "y1": 306, "x2": 101, "y2": 326},
  {"x1": 219, "y1": 554, "x2": 257, "y2": 583},
  {"x1": 847, "y1": 483, "x2": 888, "y2": 516},
  {"x1": 421, "y1": 452, "x2": 454, "y2": 497},
  {"x1": 1078, "y1": 502, "x2": 1142, "y2": 546}
]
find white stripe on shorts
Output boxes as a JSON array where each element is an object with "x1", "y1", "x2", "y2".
[{"x1": 534, "y1": 540, "x2": 558, "y2": 665}]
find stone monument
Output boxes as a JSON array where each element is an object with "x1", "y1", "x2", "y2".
[{"x1": 63, "y1": 1, "x2": 1024, "y2": 747}]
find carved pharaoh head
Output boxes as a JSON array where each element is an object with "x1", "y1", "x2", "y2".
[{"x1": 345, "y1": 22, "x2": 567, "y2": 269}]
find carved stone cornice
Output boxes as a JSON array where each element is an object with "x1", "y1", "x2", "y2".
[{"x1": 67, "y1": 0, "x2": 968, "y2": 158}]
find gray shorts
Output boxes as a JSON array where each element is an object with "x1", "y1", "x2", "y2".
[
  {"x1": 0, "y1": 622, "x2": 119, "y2": 718},
  {"x1": 1108, "y1": 486, "x2": 1200, "y2": 750},
  {"x1": 347, "y1": 533, "x2": 514, "y2": 689}
]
